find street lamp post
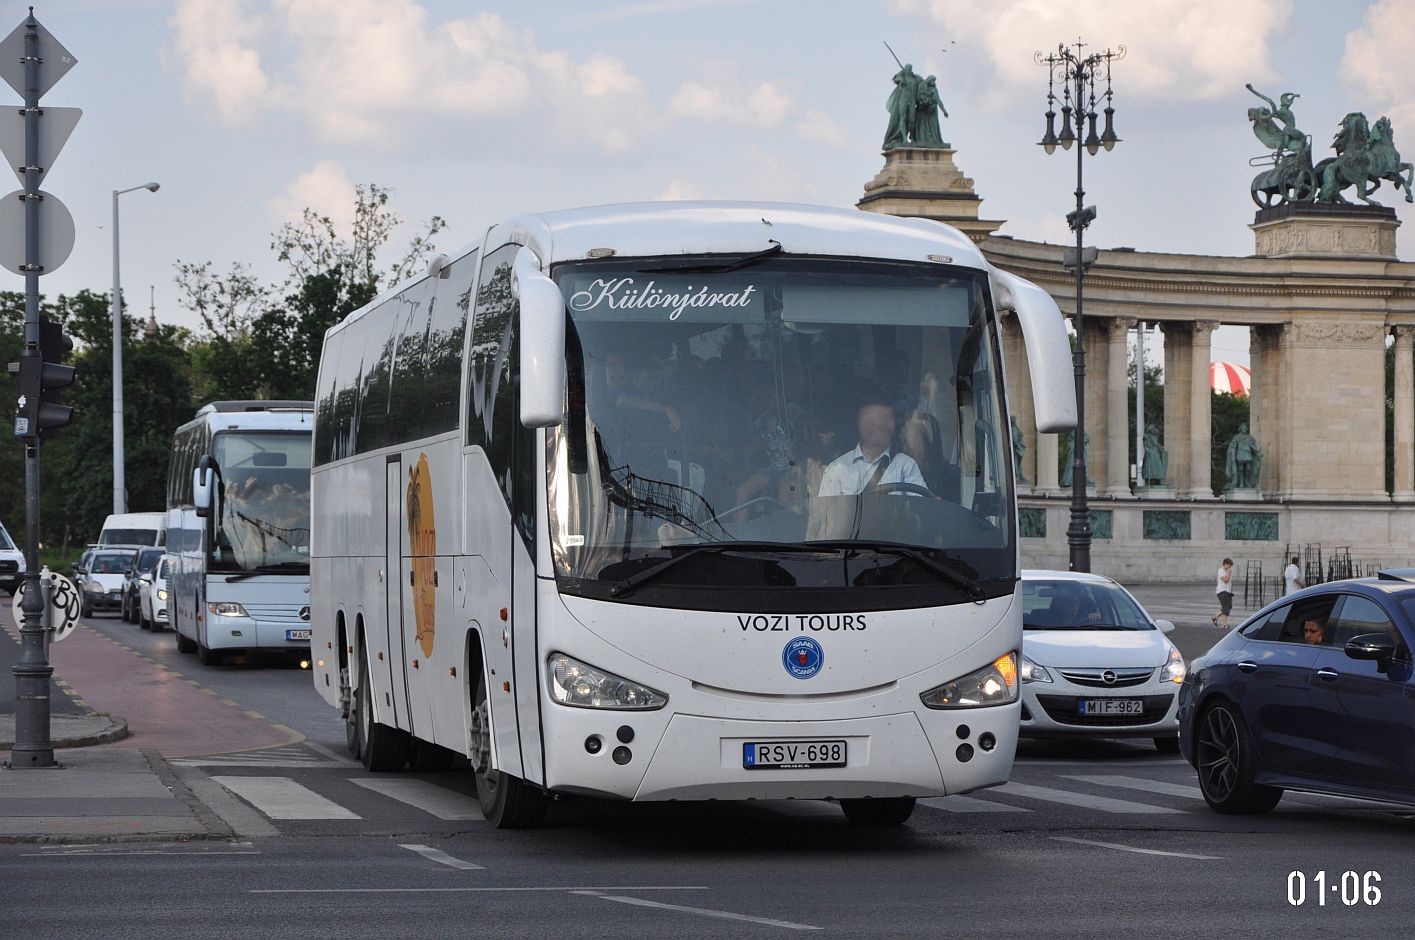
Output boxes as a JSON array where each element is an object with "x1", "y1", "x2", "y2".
[
  {"x1": 110, "y1": 181, "x2": 159, "y2": 515},
  {"x1": 1036, "y1": 40, "x2": 1122, "y2": 573}
]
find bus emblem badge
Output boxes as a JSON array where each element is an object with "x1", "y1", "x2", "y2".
[{"x1": 782, "y1": 636, "x2": 824, "y2": 680}]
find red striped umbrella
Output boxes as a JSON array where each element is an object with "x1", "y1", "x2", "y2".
[{"x1": 1210, "y1": 361, "x2": 1251, "y2": 396}]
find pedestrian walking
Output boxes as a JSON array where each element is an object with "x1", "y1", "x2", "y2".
[
  {"x1": 1283, "y1": 556, "x2": 1304, "y2": 595},
  {"x1": 1212, "y1": 558, "x2": 1235, "y2": 628}
]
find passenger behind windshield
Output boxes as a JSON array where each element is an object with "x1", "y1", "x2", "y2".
[{"x1": 1024, "y1": 581, "x2": 1153, "y2": 630}]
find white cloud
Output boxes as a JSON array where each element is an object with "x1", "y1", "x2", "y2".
[
  {"x1": 655, "y1": 179, "x2": 706, "y2": 200},
  {"x1": 169, "y1": 0, "x2": 650, "y2": 150},
  {"x1": 168, "y1": 0, "x2": 274, "y2": 125},
  {"x1": 670, "y1": 80, "x2": 794, "y2": 127},
  {"x1": 1342, "y1": 0, "x2": 1415, "y2": 132},
  {"x1": 794, "y1": 109, "x2": 850, "y2": 147},
  {"x1": 890, "y1": 0, "x2": 1293, "y2": 101},
  {"x1": 266, "y1": 160, "x2": 357, "y2": 234}
]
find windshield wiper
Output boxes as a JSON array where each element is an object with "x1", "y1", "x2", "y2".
[
  {"x1": 225, "y1": 561, "x2": 310, "y2": 583},
  {"x1": 809, "y1": 540, "x2": 988, "y2": 602},
  {"x1": 609, "y1": 540, "x2": 826, "y2": 598},
  {"x1": 635, "y1": 241, "x2": 783, "y2": 274}
]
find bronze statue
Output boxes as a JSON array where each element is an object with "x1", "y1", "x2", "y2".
[
  {"x1": 1246, "y1": 83, "x2": 1317, "y2": 207},
  {"x1": 1010, "y1": 416, "x2": 1028, "y2": 485},
  {"x1": 882, "y1": 49, "x2": 949, "y2": 150},
  {"x1": 1060, "y1": 431, "x2": 1091, "y2": 487},
  {"x1": 1142, "y1": 424, "x2": 1168, "y2": 487},
  {"x1": 914, "y1": 76, "x2": 949, "y2": 148},
  {"x1": 1225, "y1": 423, "x2": 1262, "y2": 490}
]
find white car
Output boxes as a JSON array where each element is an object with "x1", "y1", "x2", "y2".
[
  {"x1": 138, "y1": 555, "x2": 172, "y2": 631},
  {"x1": 0, "y1": 518, "x2": 23, "y2": 595},
  {"x1": 78, "y1": 548, "x2": 139, "y2": 618},
  {"x1": 1019, "y1": 570, "x2": 1185, "y2": 752}
]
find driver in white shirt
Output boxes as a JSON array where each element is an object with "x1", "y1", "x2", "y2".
[{"x1": 817, "y1": 397, "x2": 928, "y2": 497}]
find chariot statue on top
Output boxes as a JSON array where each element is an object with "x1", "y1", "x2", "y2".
[{"x1": 1246, "y1": 84, "x2": 1318, "y2": 207}]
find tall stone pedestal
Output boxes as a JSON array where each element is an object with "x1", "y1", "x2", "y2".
[
  {"x1": 857, "y1": 147, "x2": 1004, "y2": 242},
  {"x1": 1251, "y1": 203, "x2": 1399, "y2": 260}
]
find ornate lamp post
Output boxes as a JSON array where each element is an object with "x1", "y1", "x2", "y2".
[{"x1": 1037, "y1": 40, "x2": 1122, "y2": 573}]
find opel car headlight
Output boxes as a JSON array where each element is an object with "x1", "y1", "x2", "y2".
[
  {"x1": 1019, "y1": 653, "x2": 1053, "y2": 684},
  {"x1": 157, "y1": 589, "x2": 169, "y2": 602},
  {"x1": 548, "y1": 653, "x2": 667, "y2": 710},
  {"x1": 208, "y1": 602, "x2": 249, "y2": 617},
  {"x1": 1159, "y1": 647, "x2": 1186, "y2": 684},
  {"x1": 921, "y1": 653, "x2": 1019, "y2": 709}
]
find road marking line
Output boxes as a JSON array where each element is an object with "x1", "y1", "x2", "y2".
[
  {"x1": 997, "y1": 781, "x2": 1183, "y2": 815},
  {"x1": 587, "y1": 894, "x2": 821, "y2": 931},
  {"x1": 302, "y1": 740, "x2": 357, "y2": 764},
  {"x1": 212, "y1": 775, "x2": 360, "y2": 820},
  {"x1": 919, "y1": 795, "x2": 1030, "y2": 813},
  {"x1": 1063, "y1": 774, "x2": 1205, "y2": 801},
  {"x1": 174, "y1": 758, "x2": 342, "y2": 768},
  {"x1": 399, "y1": 844, "x2": 484, "y2": 870},
  {"x1": 251, "y1": 886, "x2": 711, "y2": 894},
  {"x1": 242, "y1": 710, "x2": 265, "y2": 719},
  {"x1": 351, "y1": 778, "x2": 483, "y2": 820},
  {"x1": 1051, "y1": 836, "x2": 1221, "y2": 860}
]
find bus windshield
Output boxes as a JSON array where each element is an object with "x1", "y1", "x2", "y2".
[
  {"x1": 547, "y1": 256, "x2": 1014, "y2": 610},
  {"x1": 211, "y1": 431, "x2": 312, "y2": 573}
]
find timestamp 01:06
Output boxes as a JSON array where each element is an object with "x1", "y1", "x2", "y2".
[{"x1": 1288, "y1": 871, "x2": 1382, "y2": 907}]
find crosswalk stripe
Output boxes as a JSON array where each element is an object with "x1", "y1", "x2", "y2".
[
  {"x1": 997, "y1": 781, "x2": 1183, "y2": 815},
  {"x1": 350, "y1": 778, "x2": 483, "y2": 820},
  {"x1": 174, "y1": 758, "x2": 341, "y2": 768},
  {"x1": 919, "y1": 795, "x2": 1030, "y2": 813},
  {"x1": 1063, "y1": 775, "x2": 1206, "y2": 801},
  {"x1": 212, "y1": 776, "x2": 361, "y2": 820}
]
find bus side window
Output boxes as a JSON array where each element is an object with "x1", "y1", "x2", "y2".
[
  {"x1": 469, "y1": 245, "x2": 520, "y2": 514},
  {"x1": 389, "y1": 282, "x2": 435, "y2": 443},
  {"x1": 425, "y1": 250, "x2": 474, "y2": 436},
  {"x1": 313, "y1": 330, "x2": 342, "y2": 466},
  {"x1": 356, "y1": 302, "x2": 397, "y2": 455}
]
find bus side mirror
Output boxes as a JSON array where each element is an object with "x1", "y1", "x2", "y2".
[
  {"x1": 194, "y1": 455, "x2": 214, "y2": 518},
  {"x1": 991, "y1": 269, "x2": 1077, "y2": 434},
  {"x1": 514, "y1": 247, "x2": 566, "y2": 428}
]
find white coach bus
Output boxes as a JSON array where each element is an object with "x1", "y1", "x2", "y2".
[
  {"x1": 309, "y1": 202, "x2": 1074, "y2": 828},
  {"x1": 167, "y1": 401, "x2": 315, "y2": 666}
]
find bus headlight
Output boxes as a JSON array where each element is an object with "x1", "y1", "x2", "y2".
[
  {"x1": 1159, "y1": 647, "x2": 1186, "y2": 684},
  {"x1": 208, "y1": 602, "x2": 249, "y2": 618},
  {"x1": 548, "y1": 653, "x2": 667, "y2": 710},
  {"x1": 920, "y1": 653, "x2": 1019, "y2": 709},
  {"x1": 1019, "y1": 654, "x2": 1052, "y2": 684},
  {"x1": 156, "y1": 589, "x2": 169, "y2": 602}
]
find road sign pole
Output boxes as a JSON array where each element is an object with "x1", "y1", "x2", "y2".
[{"x1": 9, "y1": 7, "x2": 54, "y2": 769}]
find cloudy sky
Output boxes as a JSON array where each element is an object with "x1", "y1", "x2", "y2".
[{"x1": 22, "y1": 0, "x2": 1415, "y2": 367}]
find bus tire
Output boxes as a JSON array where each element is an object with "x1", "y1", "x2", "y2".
[
  {"x1": 471, "y1": 669, "x2": 547, "y2": 829},
  {"x1": 840, "y1": 797, "x2": 916, "y2": 826},
  {"x1": 356, "y1": 654, "x2": 409, "y2": 772},
  {"x1": 343, "y1": 667, "x2": 361, "y2": 761},
  {"x1": 197, "y1": 643, "x2": 224, "y2": 666},
  {"x1": 176, "y1": 631, "x2": 197, "y2": 654}
]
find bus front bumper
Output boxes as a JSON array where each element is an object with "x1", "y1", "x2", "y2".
[{"x1": 542, "y1": 706, "x2": 1018, "y2": 802}]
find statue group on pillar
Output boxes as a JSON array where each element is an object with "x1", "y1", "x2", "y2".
[
  {"x1": 1246, "y1": 82, "x2": 1414, "y2": 207},
  {"x1": 883, "y1": 63, "x2": 949, "y2": 150}
]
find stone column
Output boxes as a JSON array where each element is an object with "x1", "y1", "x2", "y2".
[
  {"x1": 1106, "y1": 318, "x2": 1134, "y2": 495},
  {"x1": 1394, "y1": 326, "x2": 1415, "y2": 501},
  {"x1": 1081, "y1": 318, "x2": 1108, "y2": 492},
  {"x1": 1250, "y1": 324, "x2": 1283, "y2": 495},
  {"x1": 1188, "y1": 320, "x2": 1218, "y2": 498},
  {"x1": 1160, "y1": 322, "x2": 1192, "y2": 492},
  {"x1": 1036, "y1": 432, "x2": 1060, "y2": 493}
]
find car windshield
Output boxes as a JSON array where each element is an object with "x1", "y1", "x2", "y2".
[
  {"x1": 101, "y1": 528, "x2": 157, "y2": 545},
  {"x1": 1022, "y1": 579, "x2": 1154, "y2": 630},
  {"x1": 90, "y1": 553, "x2": 134, "y2": 575},
  {"x1": 211, "y1": 431, "x2": 312, "y2": 573},
  {"x1": 136, "y1": 549, "x2": 163, "y2": 573},
  {"x1": 546, "y1": 256, "x2": 1014, "y2": 609},
  {"x1": 0, "y1": 525, "x2": 14, "y2": 551}
]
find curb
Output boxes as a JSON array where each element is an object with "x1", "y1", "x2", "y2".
[{"x1": 0, "y1": 714, "x2": 130, "y2": 751}]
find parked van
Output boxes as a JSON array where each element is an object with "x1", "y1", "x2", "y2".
[
  {"x1": 97, "y1": 512, "x2": 165, "y2": 548},
  {"x1": 0, "y1": 518, "x2": 23, "y2": 595}
]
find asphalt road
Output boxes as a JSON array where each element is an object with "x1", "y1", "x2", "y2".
[{"x1": 3, "y1": 592, "x2": 1413, "y2": 937}]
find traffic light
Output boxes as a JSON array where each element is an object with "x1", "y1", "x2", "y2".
[{"x1": 11, "y1": 315, "x2": 74, "y2": 439}]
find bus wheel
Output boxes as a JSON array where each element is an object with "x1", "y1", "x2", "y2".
[
  {"x1": 197, "y1": 644, "x2": 224, "y2": 667},
  {"x1": 471, "y1": 669, "x2": 547, "y2": 829},
  {"x1": 840, "y1": 797, "x2": 916, "y2": 826},
  {"x1": 342, "y1": 666, "x2": 361, "y2": 761},
  {"x1": 175, "y1": 631, "x2": 197, "y2": 654},
  {"x1": 356, "y1": 654, "x2": 409, "y2": 772}
]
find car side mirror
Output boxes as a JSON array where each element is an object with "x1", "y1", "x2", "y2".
[
  {"x1": 513, "y1": 246, "x2": 566, "y2": 429},
  {"x1": 1344, "y1": 633, "x2": 1397, "y2": 671},
  {"x1": 1155, "y1": 619, "x2": 1176, "y2": 634}
]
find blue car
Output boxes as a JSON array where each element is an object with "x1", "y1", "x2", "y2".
[{"x1": 1178, "y1": 572, "x2": 1415, "y2": 813}]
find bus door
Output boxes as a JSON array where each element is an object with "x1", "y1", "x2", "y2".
[{"x1": 384, "y1": 456, "x2": 412, "y2": 732}]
